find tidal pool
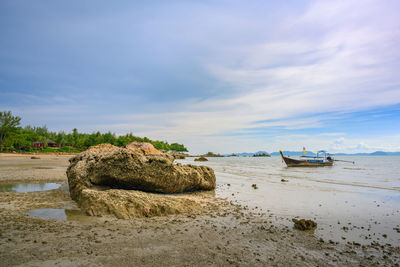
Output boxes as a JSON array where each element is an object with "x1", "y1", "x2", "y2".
[
  {"x1": 0, "y1": 183, "x2": 61, "y2": 193},
  {"x1": 26, "y1": 208, "x2": 94, "y2": 222}
]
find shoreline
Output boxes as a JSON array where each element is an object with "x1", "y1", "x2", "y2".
[
  {"x1": 0, "y1": 156, "x2": 398, "y2": 266},
  {"x1": 0, "y1": 152, "x2": 77, "y2": 158}
]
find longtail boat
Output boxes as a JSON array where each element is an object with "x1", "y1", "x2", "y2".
[{"x1": 279, "y1": 150, "x2": 334, "y2": 167}]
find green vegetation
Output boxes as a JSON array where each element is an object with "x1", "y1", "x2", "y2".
[
  {"x1": 0, "y1": 111, "x2": 188, "y2": 153},
  {"x1": 0, "y1": 111, "x2": 22, "y2": 150}
]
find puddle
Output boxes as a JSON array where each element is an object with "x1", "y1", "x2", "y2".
[
  {"x1": 26, "y1": 208, "x2": 95, "y2": 222},
  {"x1": 0, "y1": 183, "x2": 61, "y2": 193}
]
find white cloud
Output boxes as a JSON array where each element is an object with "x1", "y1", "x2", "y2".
[
  {"x1": 5, "y1": 0, "x2": 400, "y2": 154},
  {"x1": 120, "y1": 0, "x2": 400, "y2": 153}
]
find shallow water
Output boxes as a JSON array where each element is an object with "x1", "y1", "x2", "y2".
[
  {"x1": 179, "y1": 156, "x2": 400, "y2": 246},
  {"x1": 26, "y1": 208, "x2": 94, "y2": 222},
  {"x1": 0, "y1": 183, "x2": 61, "y2": 193}
]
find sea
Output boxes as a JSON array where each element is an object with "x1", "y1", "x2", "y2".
[{"x1": 178, "y1": 156, "x2": 400, "y2": 247}]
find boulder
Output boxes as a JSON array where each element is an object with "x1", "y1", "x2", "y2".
[
  {"x1": 194, "y1": 156, "x2": 208, "y2": 162},
  {"x1": 66, "y1": 144, "x2": 216, "y2": 218},
  {"x1": 126, "y1": 142, "x2": 163, "y2": 155}
]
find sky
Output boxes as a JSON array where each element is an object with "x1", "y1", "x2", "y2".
[{"x1": 1, "y1": 0, "x2": 400, "y2": 154}]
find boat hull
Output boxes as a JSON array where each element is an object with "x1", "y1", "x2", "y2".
[{"x1": 280, "y1": 151, "x2": 333, "y2": 167}]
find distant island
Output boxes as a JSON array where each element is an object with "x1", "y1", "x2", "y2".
[
  {"x1": 253, "y1": 152, "x2": 271, "y2": 157},
  {"x1": 333, "y1": 151, "x2": 400, "y2": 156},
  {"x1": 228, "y1": 150, "x2": 400, "y2": 156},
  {"x1": 230, "y1": 151, "x2": 271, "y2": 157},
  {"x1": 273, "y1": 151, "x2": 400, "y2": 156}
]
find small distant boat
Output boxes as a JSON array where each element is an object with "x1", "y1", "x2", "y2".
[{"x1": 280, "y1": 150, "x2": 334, "y2": 167}]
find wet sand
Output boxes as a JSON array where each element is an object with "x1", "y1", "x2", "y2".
[
  {"x1": 0, "y1": 154, "x2": 399, "y2": 266},
  {"x1": 188, "y1": 156, "x2": 400, "y2": 247},
  {"x1": 0, "y1": 153, "x2": 71, "y2": 183}
]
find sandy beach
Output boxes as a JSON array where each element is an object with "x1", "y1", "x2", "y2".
[{"x1": 0, "y1": 154, "x2": 398, "y2": 266}]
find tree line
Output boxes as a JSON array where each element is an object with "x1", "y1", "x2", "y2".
[{"x1": 0, "y1": 111, "x2": 188, "y2": 152}]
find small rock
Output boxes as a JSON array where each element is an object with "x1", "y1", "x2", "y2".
[
  {"x1": 252, "y1": 184, "x2": 258, "y2": 189},
  {"x1": 292, "y1": 218, "x2": 317, "y2": 231},
  {"x1": 31, "y1": 156, "x2": 40, "y2": 159},
  {"x1": 281, "y1": 179, "x2": 288, "y2": 182},
  {"x1": 194, "y1": 156, "x2": 208, "y2": 162}
]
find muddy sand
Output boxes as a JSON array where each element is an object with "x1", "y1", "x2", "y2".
[{"x1": 0, "y1": 154, "x2": 398, "y2": 266}]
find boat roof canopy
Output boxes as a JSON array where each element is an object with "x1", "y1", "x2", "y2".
[{"x1": 318, "y1": 150, "x2": 327, "y2": 153}]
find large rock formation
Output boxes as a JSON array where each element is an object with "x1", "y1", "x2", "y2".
[{"x1": 66, "y1": 143, "x2": 216, "y2": 218}]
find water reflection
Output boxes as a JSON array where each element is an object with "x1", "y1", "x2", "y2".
[
  {"x1": 0, "y1": 183, "x2": 61, "y2": 193},
  {"x1": 27, "y1": 208, "x2": 94, "y2": 222}
]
